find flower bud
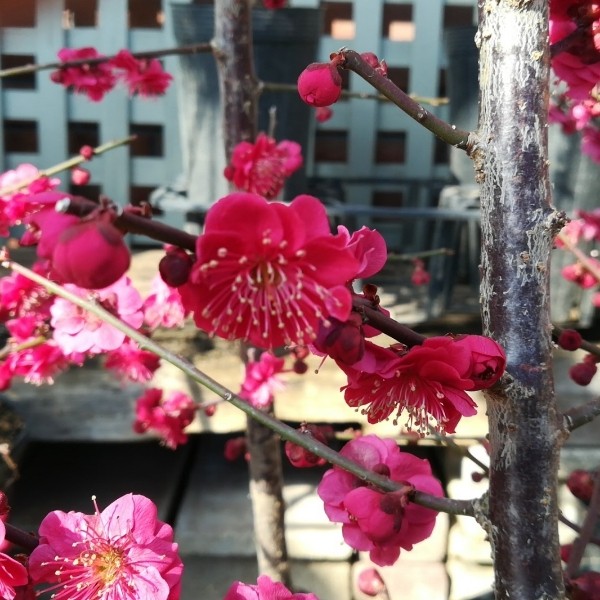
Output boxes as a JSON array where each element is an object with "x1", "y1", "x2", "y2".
[
  {"x1": 71, "y1": 166, "x2": 91, "y2": 186},
  {"x1": 297, "y1": 62, "x2": 342, "y2": 107},
  {"x1": 52, "y1": 215, "x2": 131, "y2": 289},
  {"x1": 567, "y1": 469, "x2": 595, "y2": 503},
  {"x1": 79, "y1": 145, "x2": 95, "y2": 160},
  {"x1": 159, "y1": 248, "x2": 193, "y2": 287},
  {"x1": 284, "y1": 424, "x2": 333, "y2": 468},
  {"x1": 357, "y1": 568, "x2": 386, "y2": 597},
  {"x1": 569, "y1": 361, "x2": 597, "y2": 386},
  {"x1": 558, "y1": 328, "x2": 582, "y2": 351},
  {"x1": 315, "y1": 106, "x2": 333, "y2": 123}
]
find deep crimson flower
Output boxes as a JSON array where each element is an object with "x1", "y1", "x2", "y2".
[
  {"x1": 312, "y1": 314, "x2": 365, "y2": 366},
  {"x1": 560, "y1": 543, "x2": 573, "y2": 563},
  {"x1": 411, "y1": 259, "x2": 431, "y2": 286},
  {"x1": 51, "y1": 47, "x2": 116, "y2": 101},
  {"x1": 337, "y1": 225, "x2": 387, "y2": 279},
  {"x1": 341, "y1": 337, "x2": 483, "y2": 434},
  {"x1": 318, "y1": 435, "x2": 443, "y2": 566},
  {"x1": 159, "y1": 247, "x2": 193, "y2": 288},
  {"x1": 23, "y1": 205, "x2": 81, "y2": 260},
  {"x1": 224, "y1": 574, "x2": 319, "y2": 600},
  {"x1": 239, "y1": 352, "x2": 286, "y2": 408},
  {"x1": 133, "y1": 388, "x2": 197, "y2": 449},
  {"x1": 110, "y1": 50, "x2": 173, "y2": 97},
  {"x1": 570, "y1": 571, "x2": 600, "y2": 600},
  {"x1": 567, "y1": 469, "x2": 595, "y2": 502},
  {"x1": 451, "y1": 334, "x2": 506, "y2": 390},
  {"x1": 224, "y1": 133, "x2": 303, "y2": 200},
  {"x1": 180, "y1": 193, "x2": 359, "y2": 349},
  {"x1": 562, "y1": 261, "x2": 600, "y2": 288},
  {"x1": 297, "y1": 62, "x2": 343, "y2": 107},
  {"x1": 28, "y1": 494, "x2": 183, "y2": 600},
  {"x1": 284, "y1": 424, "x2": 333, "y2": 468},
  {"x1": 558, "y1": 328, "x2": 583, "y2": 350},
  {"x1": 224, "y1": 436, "x2": 249, "y2": 462},
  {"x1": 0, "y1": 521, "x2": 28, "y2": 600}
]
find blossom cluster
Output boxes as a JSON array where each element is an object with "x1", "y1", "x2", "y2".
[
  {"x1": 50, "y1": 47, "x2": 172, "y2": 101},
  {"x1": 549, "y1": 0, "x2": 600, "y2": 163}
]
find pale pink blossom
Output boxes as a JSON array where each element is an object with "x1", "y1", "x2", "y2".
[
  {"x1": 239, "y1": 352, "x2": 286, "y2": 408},
  {"x1": 582, "y1": 124, "x2": 600, "y2": 163},
  {"x1": 143, "y1": 275, "x2": 187, "y2": 330},
  {"x1": 224, "y1": 133, "x2": 303, "y2": 199},
  {"x1": 50, "y1": 276, "x2": 144, "y2": 356},
  {"x1": 28, "y1": 494, "x2": 183, "y2": 599},
  {"x1": 318, "y1": 435, "x2": 443, "y2": 566},
  {"x1": 133, "y1": 388, "x2": 197, "y2": 448},
  {"x1": 224, "y1": 574, "x2": 319, "y2": 600}
]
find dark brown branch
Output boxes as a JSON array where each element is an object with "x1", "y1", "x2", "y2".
[
  {"x1": 337, "y1": 49, "x2": 472, "y2": 149},
  {"x1": 4, "y1": 522, "x2": 38, "y2": 552},
  {"x1": 356, "y1": 301, "x2": 426, "y2": 347},
  {"x1": 560, "y1": 512, "x2": 600, "y2": 547},
  {"x1": 563, "y1": 397, "x2": 600, "y2": 432}
]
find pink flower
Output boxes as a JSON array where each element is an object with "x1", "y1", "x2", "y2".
[
  {"x1": 337, "y1": 225, "x2": 387, "y2": 279},
  {"x1": 224, "y1": 574, "x2": 319, "y2": 600},
  {"x1": 180, "y1": 193, "x2": 359, "y2": 349},
  {"x1": 582, "y1": 124, "x2": 600, "y2": 163},
  {"x1": 284, "y1": 424, "x2": 333, "y2": 468},
  {"x1": 312, "y1": 313, "x2": 365, "y2": 366},
  {"x1": 562, "y1": 261, "x2": 600, "y2": 288},
  {"x1": 0, "y1": 521, "x2": 28, "y2": 600},
  {"x1": 28, "y1": 494, "x2": 183, "y2": 600},
  {"x1": 51, "y1": 47, "x2": 116, "y2": 101},
  {"x1": 110, "y1": 50, "x2": 173, "y2": 97},
  {"x1": 50, "y1": 276, "x2": 144, "y2": 356},
  {"x1": 105, "y1": 340, "x2": 161, "y2": 382},
  {"x1": 341, "y1": 337, "x2": 485, "y2": 434},
  {"x1": 297, "y1": 62, "x2": 343, "y2": 107},
  {"x1": 317, "y1": 435, "x2": 443, "y2": 566},
  {"x1": 239, "y1": 352, "x2": 286, "y2": 408},
  {"x1": 133, "y1": 388, "x2": 197, "y2": 448},
  {"x1": 143, "y1": 275, "x2": 187, "y2": 331},
  {"x1": 410, "y1": 259, "x2": 431, "y2": 286},
  {"x1": 4, "y1": 342, "x2": 68, "y2": 386},
  {"x1": 451, "y1": 334, "x2": 506, "y2": 390},
  {"x1": 224, "y1": 133, "x2": 303, "y2": 200}
]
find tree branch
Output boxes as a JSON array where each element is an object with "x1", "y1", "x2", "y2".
[
  {"x1": 337, "y1": 49, "x2": 473, "y2": 150},
  {"x1": 1, "y1": 259, "x2": 476, "y2": 518},
  {"x1": 563, "y1": 397, "x2": 600, "y2": 432}
]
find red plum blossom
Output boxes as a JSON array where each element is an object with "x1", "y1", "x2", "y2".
[
  {"x1": 297, "y1": 62, "x2": 343, "y2": 107},
  {"x1": 179, "y1": 193, "x2": 359, "y2": 349},
  {"x1": 0, "y1": 520, "x2": 28, "y2": 600}
]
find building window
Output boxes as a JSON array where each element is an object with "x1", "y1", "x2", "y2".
[
  {"x1": 2, "y1": 0, "x2": 36, "y2": 27},
  {"x1": 68, "y1": 122, "x2": 100, "y2": 155},
  {"x1": 130, "y1": 185, "x2": 157, "y2": 207},
  {"x1": 128, "y1": 0, "x2": 164, "y2": 28},
  {"x1": 63, "y1": 0, "x2": 98, "y2": 28},
  {"x1": 322, "y1": 2, "x2": 354, "y2": 40},
  {"x1": 443, "y1": 5, "x2": 475, "y2": 28},
  {"x1": 3, "y1": 120, "x2": 38, "y2": 153},
  {"x1": 130, "y1": 124, "x2": 164, "y2": 157},
  {"x1": 382, "y1": 4, "x2": 414, "y2": 42},
  {"x1": 375, "y1": 131, "x2": 406, "y2": 164},
  {"x1": 314, "y1": 130, "x2": 348, "y2": 163},
  {"x1": 0, "y1": 55, "x2": 36, "y2": 90},
  {"x1": 386, "y1": 67, "x2": 410, "y2": 92}
]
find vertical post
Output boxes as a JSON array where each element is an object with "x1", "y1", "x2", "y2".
[
  {"x1": 213, "y1": 0, "x2": 291, "y2": 586},
  {"x1": 477, "y1": 1, "x2": 565, "y2": 598}
]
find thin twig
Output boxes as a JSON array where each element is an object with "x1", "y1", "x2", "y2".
[
  {"x1": 563, "y1": 397, "x2": 600, "y2": 433},
  {"x1": 560, "y1": 511, "x2": 600, "y2": 547},
  {"x1": 0, "y1": 43, "x2": 214, "y2": 79},
  {"x1": 1, "y1": 259, "x2": 476, "y2": 518},
  {"x1": 337, "y1": 49, "x2": 472, "y2": 149}
]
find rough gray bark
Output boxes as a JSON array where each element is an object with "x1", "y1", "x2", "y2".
[
  {"x1": 477, "y1": 2, "x2": 566, "y2": 598},
  {"x1": 214, "y1": 0, "x2": 291, "y2": 585}
]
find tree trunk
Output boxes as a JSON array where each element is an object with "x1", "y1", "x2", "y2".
[
  {"x1": 213, "y1": 0, "x2": 291, "y2": 584},
  {"x1": 477, "y1": 2, "x2": 566, "y2": 598}
]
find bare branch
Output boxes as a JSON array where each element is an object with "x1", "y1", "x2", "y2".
[{"x1": 563, "y1": 397, "x2": 600, "y2": 432}]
